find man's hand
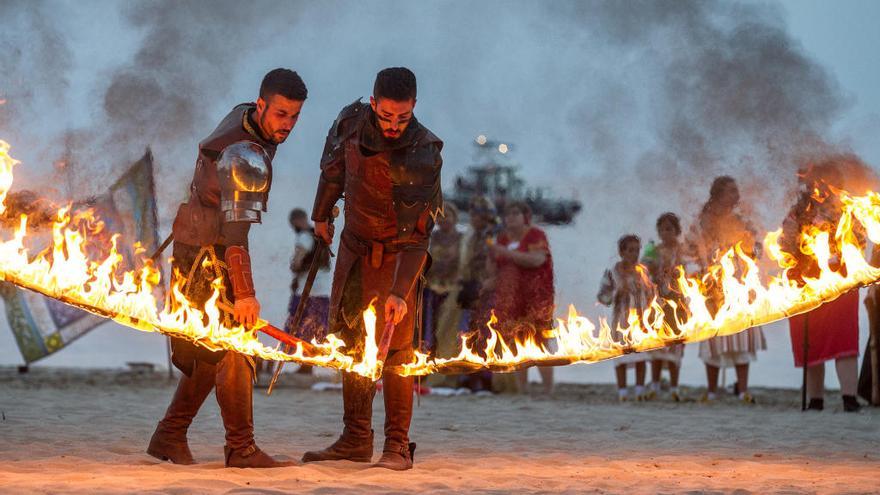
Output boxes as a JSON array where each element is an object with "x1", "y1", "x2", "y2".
[
  {"x1": 385, "y1": 294, "x2": 408, "y2": 325},
  {"x1": 314, "y1": 221, "x2": 334, "y2": 245},
  {"x1": 233, "y1": 296, "x2": 261, "y2": 329}
]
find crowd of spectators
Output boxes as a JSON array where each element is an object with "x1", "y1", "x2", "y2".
[{"x1": 278, "y1": 168, "x2": 875, "y2": 410}]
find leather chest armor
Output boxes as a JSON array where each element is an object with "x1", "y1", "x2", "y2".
[{"x1": 313, "y1": 100, "x2": 443, "y2": 248}]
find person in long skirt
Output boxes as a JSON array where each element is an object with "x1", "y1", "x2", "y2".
[
  {"x1": 686, "y1": 176, "x2": 767, "y2": 403},
  {"x1": 642, "y1": 213, "x2": 686, "y2": 401},
  {"x1": 421, "y1": 204, "x2": 462, "y2": 354},
  {"x1": 782, "y1": 164, "x2": 863, "y2": 412},
  {"x1": 489, "y1": 201, "x2": 555, "y2": 394}
]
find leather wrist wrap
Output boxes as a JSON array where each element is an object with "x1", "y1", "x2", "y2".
[
  {"x1": 391, "y1": 250, "x2": 428, "y2": 300},
  {"x1": 311, "y1": 176, "x2": 344, "y2": 222},
  {"x1": 224, "y1": 245, "x2": 256, "y2": 300}
]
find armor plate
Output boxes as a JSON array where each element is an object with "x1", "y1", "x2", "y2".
[{"x1": 217, "y1": 141, "x2": 272, "y2": 223}]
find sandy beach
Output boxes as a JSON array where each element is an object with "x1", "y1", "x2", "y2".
[{"x1": 0, "y1": 367, "x2": 877, "y2": 495}]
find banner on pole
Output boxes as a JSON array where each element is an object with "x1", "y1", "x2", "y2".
[{"x1": 0, "y1": 149, "x2": 162, "y2": 364}]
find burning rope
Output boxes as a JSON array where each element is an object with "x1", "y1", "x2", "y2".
[{"x1": 1, "y1": 140, "x2": 879, "y2": 379}]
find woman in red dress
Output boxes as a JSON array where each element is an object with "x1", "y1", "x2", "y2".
[
  {"x1": 783, "y1": 165, "x2": 862, "y2": 412},
  {"x1": 489, "y1": 201, "x2": 555, "y2": 393}
]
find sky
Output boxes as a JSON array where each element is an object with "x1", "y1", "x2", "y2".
[{"x1": 0, "y1": 0, "x2": 879, "y2": 388}]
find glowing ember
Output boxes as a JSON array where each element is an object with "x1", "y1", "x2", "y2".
[{"x1": 0, "y1": 139, "x2": 878, "y2": 380}]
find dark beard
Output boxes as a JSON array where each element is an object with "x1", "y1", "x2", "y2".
[{"x1": 360, "y1": 109, "x2": 417, "y2": 152}]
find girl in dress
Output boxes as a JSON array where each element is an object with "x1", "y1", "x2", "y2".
[
  {"x1": 598, "y1": 234, "x2": 654, "y2": 401},
  {"x1": 642, "y1": 213, "x2": 686, "y2": 401},
  {"x1": 686, "y1": 176, "x2": 766, "y2": 403}
]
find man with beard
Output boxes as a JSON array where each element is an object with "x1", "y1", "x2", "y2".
[
  {"x1": 302, "y1": 67, "x2": 443, "y2": 471},
  {"x1": 147, "y1": 68, "x2": 307, "y2": 468}
]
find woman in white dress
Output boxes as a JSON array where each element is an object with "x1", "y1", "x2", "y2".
[{"x1": 686, "y1": 176, "x2": 767, "y2": 403}]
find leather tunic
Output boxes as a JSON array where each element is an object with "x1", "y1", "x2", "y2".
[
  {"x1": 168, "y1": 103, "x2": 277, "y2": 375},
  {"x1": 312, "y1": 100, "x2": 443, "y2": 249},
  {"x1": 311, "y1": 100, "x2": 443, "y2": 353},
  {"x1": 343, "y1": 133, "x2": 399, "y2": 241}
]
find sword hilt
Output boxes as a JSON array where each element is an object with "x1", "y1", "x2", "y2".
[{"x1": 215, "y1": 301, "x2": 316, "y2": 355}]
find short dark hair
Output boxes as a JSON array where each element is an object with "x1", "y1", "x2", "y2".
[
  {"x1": 708, "y1": 175, "x2": 737, "y2": 203},
  {"x1": 260, "y1": 68, "x2": 308, "y2": 102},
  {"x1": 617, "y1": 234, "x2": 641, "y2": 255},
  {"x1": 656, "y1": 212, "x2": 682, "y2": 236},
  {"x1": 289, "y1": 208, "x2": 307, "y2": 227},
  {"x1": 373, "y1": 67, "x2": 417, "y2": 101}
]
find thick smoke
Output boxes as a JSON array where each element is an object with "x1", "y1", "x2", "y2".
[
  {"x1": 59, "y1": 0, "x2": 297, "y2": 201},
  {"x1": 1, "y1": 0, "x2": 860, "y2": 274},
  {"x1": 0, "y1": 1, "x2": 72, "y2": 120},
  {"x1": 0, "y1": 1, "x2": 874, "y2": 381},
  {"x1": 1, "y1": 1, "x2": 853, "y2": 213},
  {"x1": 102, "y1": 1, "x2": 274, "y2": 148},
  {"x1": 0, "y1": 0, "x2": 73, "y2": 179},
  {"x1": 543, "y1": 0, "x2": 851, "y2": 233}
]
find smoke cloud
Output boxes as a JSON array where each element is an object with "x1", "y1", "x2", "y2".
[
  {"x1": 0, "y1": 0, "x2": 73, "y2": 174},
  {"x1": 0, "y1": 1, "x2": 875, "y2": 382}
]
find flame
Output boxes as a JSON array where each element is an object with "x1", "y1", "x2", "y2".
[
  {"x1": 1, "y1": 139, "x2": 880, "y2": 380},
  {"x1": 393, "y1": 189, "x2": 880, "y2": 376},
  {"x1": 0, "y1": 141, "x2": 383, "y2": 378},
  {"x1": 0, "y1": 141, "x2": 18, "y2": 215}
]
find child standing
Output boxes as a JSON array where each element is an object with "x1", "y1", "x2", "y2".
[
  {"x1": 598, "y1": 235, "x2": 654, "y2": 401},
  {"x1": 642, "y1": 213, "x2": 686, "y2": 401}
]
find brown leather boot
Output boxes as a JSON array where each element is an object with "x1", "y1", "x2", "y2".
[
  {"x1": 214, "y1": 353, "x2": 293, "y2": 468},
  {"x1": 373, "y1": 442, "x2": 416, "y2": 471},
  {"x1": 147, "y1": 425, "x2": 195, "y2": 465},
  {"x1": 215, "y1": 352, "x2": 256, "y2": 451},
  {"x1": 372, "y1": 368, "x2": 415, "y2": 470},
  {"x1": 147, "y1": 361, "x2": 216, "y2": 465},
  {"x1": 302, "y1": 371, "x2": 375, "y2": 463},
  {"x1": 301, "y1": 430, "x2": 375, "y2": 463},
  {"x1": 225, "y1": 443, "x2": 295, "y2": 468}
]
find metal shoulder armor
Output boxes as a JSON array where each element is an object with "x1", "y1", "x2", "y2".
[{"x1": 217, "y1": 141, "x2": 272, "y2": 223}]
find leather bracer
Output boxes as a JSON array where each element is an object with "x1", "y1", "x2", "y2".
[
  {"x1": 311, "y1": 175, "x2": 344, "y2": 222},
  {"x1": 391, "y1": 250, "x2": 428, "y2": 300},
  {"x1": 224, "y1": 245, "x2": 256, "y2": 300}
]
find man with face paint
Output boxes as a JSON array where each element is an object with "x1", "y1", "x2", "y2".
[
  {"x1": 147, "y1": 68, "x2": 306, "y2": 468},
  {"x1": 302, "y1": 67, "x2": 443, "y2": 471}
]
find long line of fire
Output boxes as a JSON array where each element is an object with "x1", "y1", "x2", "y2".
[{"x1": 1, "y1": 140, "x2": 879, "y2": 380}]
